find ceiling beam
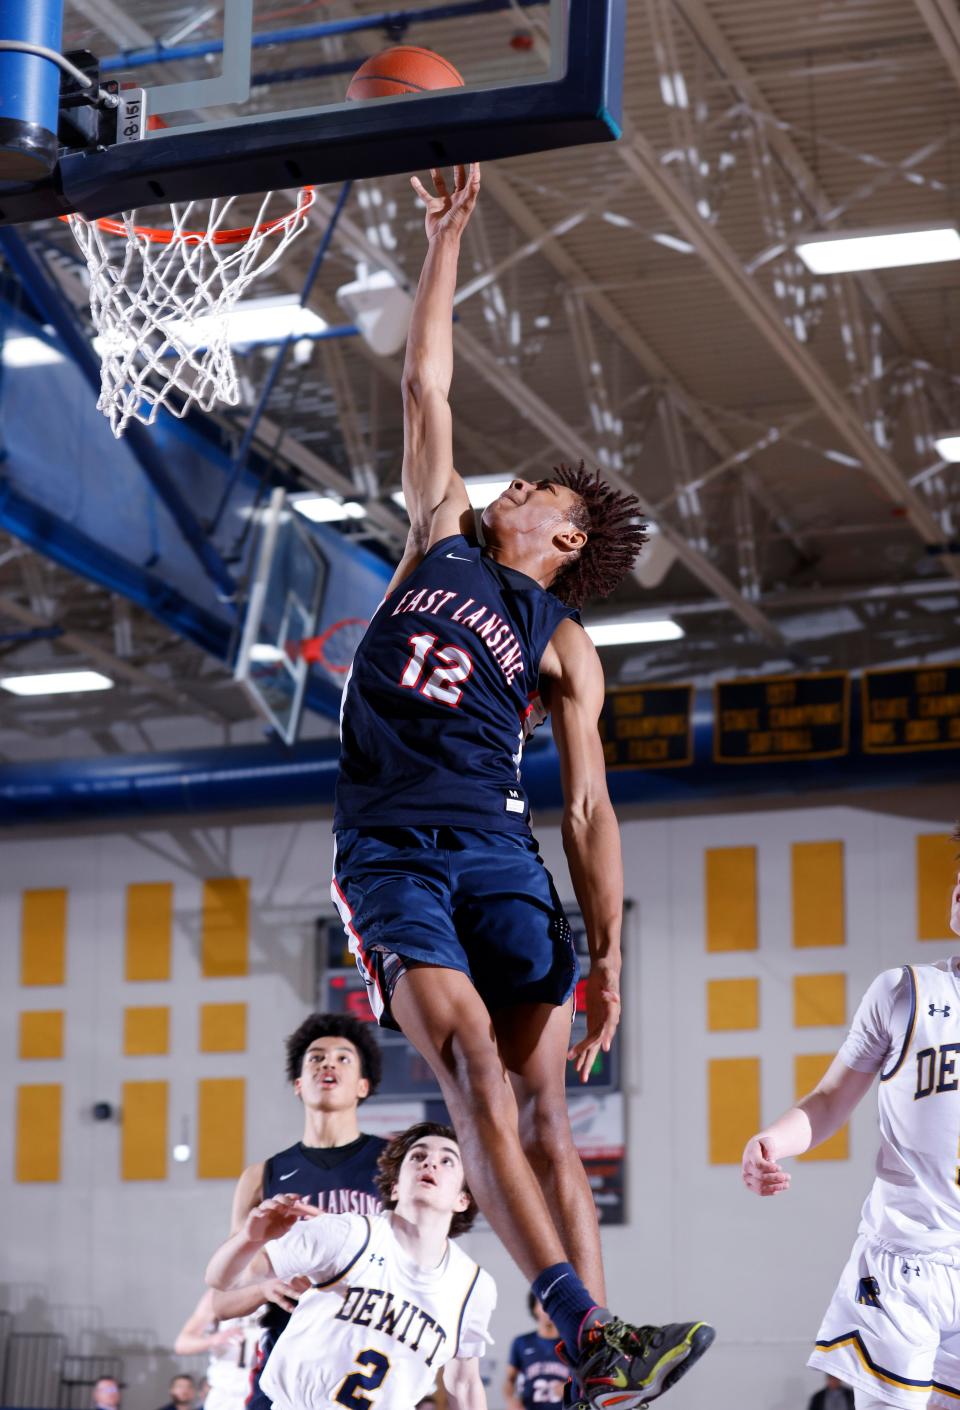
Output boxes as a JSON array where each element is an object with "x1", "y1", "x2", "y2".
[{"x1": 614, "y1": 116, "x2": 960, "y2": 575}]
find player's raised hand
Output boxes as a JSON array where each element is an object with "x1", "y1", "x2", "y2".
[
  {"x1": 258, "y1": 1274, "x2": 312, "y2": 1312},
  {"x1": 742, "y1": 1136, "x2": 791, "y2": 1196},
  {"x1": 568, "y1": 966, "x2": 621, "y2": 1084},
  {"x1": 243, "y1": 1193, "x2": 317, "y2": 1243},
  {"x1": 410, "y1": 163, "x2": 481, "y2": 241}
]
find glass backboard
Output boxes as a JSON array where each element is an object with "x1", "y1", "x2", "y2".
[{"x1": 0, "y1": 0, "x2": 624, "y2": 223}]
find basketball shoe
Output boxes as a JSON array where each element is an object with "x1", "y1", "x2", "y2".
[{"x1": 574, "y1": 1311, "x2": 715, "y2": 1409}]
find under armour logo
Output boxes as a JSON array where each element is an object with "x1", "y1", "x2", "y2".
[
  {"x1": 368, "y1": 1253, "x2": 385, "y2": 1267},
  {"x1": 902, "y1": 1262, "x2": 920, "y2": 1278},
  {"x1": 929, "y1": 1003, "x2": 951, "y2": 1017}
]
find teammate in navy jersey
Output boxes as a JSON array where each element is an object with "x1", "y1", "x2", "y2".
[
  {"x1": 505, "y1": 1296, "x2": 568, "y2": 1410},
  {"x1": 331, "y1": 163, "x2": 713, "y2": 1410},
  {"x1": 207, "y1": 1013, "x2": 386, "y2": 1410}
]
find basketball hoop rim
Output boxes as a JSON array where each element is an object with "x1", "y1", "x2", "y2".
[{"x1": 58, "y1": 185, "x2": 316, "y2": 246}]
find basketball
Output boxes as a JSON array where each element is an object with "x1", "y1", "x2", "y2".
[{"x1": 346, "y1": 46, "x2": 464, "y2": 101}]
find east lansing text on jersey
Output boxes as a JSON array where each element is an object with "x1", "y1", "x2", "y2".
[
  {"x1": 311, "y1": 1189, "x2": 382, "y2": 1215},
  {"x1": 334, "y1": 1285, "x2": 447, "y2": 1367},
  {"x1": 390, "y1": 588, "x2": 525, "y2": 685}
]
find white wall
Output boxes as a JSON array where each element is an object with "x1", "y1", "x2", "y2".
[{"x1": 0, "y1": 797, "x2": 954, "y2": 1410}]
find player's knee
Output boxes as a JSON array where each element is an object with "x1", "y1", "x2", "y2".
[
  {"x1": 447, "y1": 1043, "x2": 513, "y2": 1121},
  {"x1": 519, "y1": 1092, "x2": 575, "y2": 1163}
]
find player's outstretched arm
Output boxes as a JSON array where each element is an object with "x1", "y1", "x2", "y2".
[
  {"x1": 206, "y1": 1193, "x2": 316, "y2": 1288},
  {"x1": 390, "y1": 165, "x2": 480, "y2": 593},
  {"x1": 741, "y1": 1056, "x2": 876, "y2": 1196},
  {"x1": 541, "y1": 620, "x2": 623, "y2": 1083},
  {"x1": 445, "y1": 1357, "x2": 488, "y2": 1410},
  {"x1": 173, "y1": 1288, "x2": 243, "y2": 1355}
]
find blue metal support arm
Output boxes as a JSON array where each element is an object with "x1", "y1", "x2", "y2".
[
  {"x1": 0, "y1": 227, "x2": 238, "y2": 603},
  {"x1": 103, "y1": 0, "x2": 550, "y2": 72}
]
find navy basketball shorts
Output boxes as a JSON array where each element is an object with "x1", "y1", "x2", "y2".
[{"x1": 331, "y1": 825, "x2": 580, "y2": 1029}]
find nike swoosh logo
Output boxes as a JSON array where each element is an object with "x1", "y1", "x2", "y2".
[
  {"x1": 445, "y1": 552, "x2": 472, "y2": 561},
  {"x1": 278, "y1": 1169, "x2": 299, "y2": 1181},
  {"x1": 539, "y1": 1272, "x2": 568, "y2": 1300}
]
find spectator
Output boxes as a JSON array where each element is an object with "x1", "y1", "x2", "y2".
[
  {"x1": 807, "y1": 1374, "x2": 855, "y2": 1410},
  {"x1": 156, "y1": 1374, "x2": 197, "y2": 1410},
  {"x1": 93, "y1": 1378, "x2": 120, "y2": 1410}
]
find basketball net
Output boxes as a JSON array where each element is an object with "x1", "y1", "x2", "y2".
[{"x1": 66, "y1": 187, "x2": 316, "y2": 438}]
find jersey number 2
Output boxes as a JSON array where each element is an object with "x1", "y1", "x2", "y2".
[
  {"x1": 401, "y1": 632, "x2": 474, "y2": 708},
  {"x1": 334, "y1": 1349, "x2": 391, "y2": 1410}
]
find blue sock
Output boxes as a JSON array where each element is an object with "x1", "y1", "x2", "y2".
[{"x1": 531, "y1": 1262, "x2": 599, "y2": 1359}]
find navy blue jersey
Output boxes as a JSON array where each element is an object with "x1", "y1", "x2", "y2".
[
  {"x1": 509, "y1": 1332, "x2": 568, "y2": 1409},
  {"x1": 247, "y1": 1134, "x2": 386, "y2": 1410},
  {"x1": 334, "y1": 534, "x2": 579, "y2": 833}
]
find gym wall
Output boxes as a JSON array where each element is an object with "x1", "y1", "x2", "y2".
[{"x1": 0, "y1": 797, "x2": 955, "y2": 1410}]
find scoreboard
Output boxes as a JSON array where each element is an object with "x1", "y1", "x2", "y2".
[
  {"x1": 713, "y1": 672, "x2": 849, "y2": 762},
  {"x1": 862, "y1": 663, "x2": 960, "y2": 752}
]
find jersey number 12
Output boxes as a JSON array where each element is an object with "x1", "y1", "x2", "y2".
[{"x1": 400, "y1": 633, "x2": 474, "y2": 708}]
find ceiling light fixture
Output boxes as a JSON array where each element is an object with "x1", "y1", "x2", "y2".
[
  {"x1": 1, "y1": 335, "x2": 64, "y2": 367},
  {"x1": 291, "y1": 494, "x2": 365, "y2": 523},
  {"x1": 0, "y1": 670, "x2": 114, "y2": 695},
  {"x1": 585, "y1": 619, "x2": 684, "y2": 647},
  {"x1": 933, "y1": 433, "x2": 960, "y2": 463},
  {"x1": 795, "y1": 224, "x2": 960, "y2": 274},
  {"x1": 167, "y1": 294, "x2": 328, "y2": 349}
]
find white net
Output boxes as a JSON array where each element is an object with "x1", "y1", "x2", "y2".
[{"x1": 67, "y1": 188, "x2": 315, "y2": 438}]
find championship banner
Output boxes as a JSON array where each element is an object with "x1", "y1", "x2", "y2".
[
  {"x1": 599, "y1": 683, "x2": 693, "y2": 769},
  {"x1": 862, "y1": 663, "x2": 960, "y2": 753},
  {"x1": 714, "y1": 672, "x2": 849, "y2": 762}
]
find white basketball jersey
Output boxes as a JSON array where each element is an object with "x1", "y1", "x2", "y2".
[
  {"x1": 859, "y1": 961, "x2": 960, "y2": 1255},
  {"x1": 261, "y1": 1212, "x2": 495, "y2": 1410},
  {"x1": 204, "y1": 1315, "x2": 261, "y2": 1410}
]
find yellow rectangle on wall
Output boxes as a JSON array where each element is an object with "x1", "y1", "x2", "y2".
[
  {"x1": 20, "y1": 888, "x2": 67, "y2": 986},
  {"x1": 19, "y1": 1010, "x2": 64, "y2": 1059},
  {"x1": 796, "y1": 1055, "x2": 848, "y2": 1160},
  {"x1": 708, "y1": 1057, "x2": 760, "y2": 1164},
  {"x1": 121, "y1": 1081, "x2": 168, "y2": 1180},
  {"x1": 200, "y1": 1004, "x2": 247, "y2": 1053},
  {"x1": 201, "y1": 880, "x2": 249, "y2": 977},
  {"x1": 794, "y1": 973, "x2": 846, "y2": 1028},
  {"x1": 125, "y1": 883, "x2": 173, "y2": 981},
  {"x1": 707, "y1": 978, "x2": 759, "y2": 1031},
  {"x1": 198, "y1": 1078, "x2": 245, "y2": 1178},
  {"x1": 705, "y1": 847, "x2": 757, "y2": 951},
  {"x1": 792, "y1": 841, "x2": 845, "y2": 948},
  {"x1": 917, "y1": 834, "x2": 957, "y2": 940},
  {"x1": 16, "y1": 1084, "x2": 61, "y2": 1181},
  {"x1": 123, "y1": 1006, "x2": 170, "y2": 1056}
]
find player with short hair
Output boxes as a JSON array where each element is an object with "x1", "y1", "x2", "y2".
[
  {"x1": 742, "y1": 824, "x2": 960, "y2": 1410},
  {"x1": 331, "y1": 162, "x2": 713, "y2": 1410},
  {"x1": 205, "y1": 1123, "x2": 494, "y2": 1410},
  {"x1": 505, "y1": 1295, "x2": 568, "y2": 1410},
  {"x1": 208, "y1": 1013, "x2": 387, "y2": 1410}
]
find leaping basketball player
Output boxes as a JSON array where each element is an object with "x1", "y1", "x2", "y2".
[
  {"x1": 330, "y1": 162, "x2": 714, "y2": 1409},
  {"x1": 742, "y1": 824, "x2": 960, "y2": 1410}
]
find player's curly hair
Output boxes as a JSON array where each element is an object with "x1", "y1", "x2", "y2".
[
  {"x1": 375, "y1": 1121, "x2": 477, "y2": 1237},
  {"x1": 284, "y1": 1013, "x2": 382, "y2": 1097},
  {"x1": 548, "y1": 462, "x2": 647, "y2": 608}
]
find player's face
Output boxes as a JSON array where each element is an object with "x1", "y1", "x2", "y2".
[
  {"x1": 482, "y1": 479, "x2": 585, "y2": 552},
  {"x1": 94, "y1": 1382, "x2": 119, "y2": 1408},
  {"x1": 393, "y1": 1135, "x2": 471, "y2": 1220},
  {"x1": 295, "y1": 1036, "x2": 369, "y2": 1110},
  {"x1": 951, "y1": 870, "x2": 960, "y2": 938}
]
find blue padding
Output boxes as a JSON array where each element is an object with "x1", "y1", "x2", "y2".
[{"x1": 0, "y1": 0, "x2": 63, "y2": 132}]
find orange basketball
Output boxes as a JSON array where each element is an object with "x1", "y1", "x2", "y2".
[{"x1": 346, "y1": 45, "x2": 464, "y2": 101}]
